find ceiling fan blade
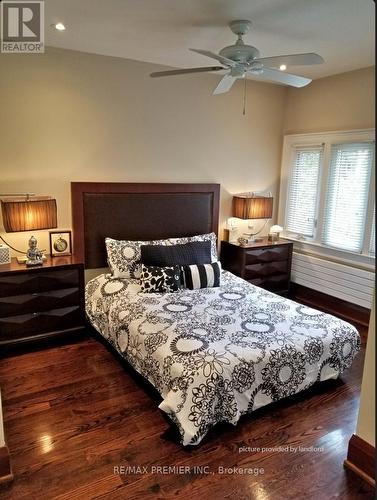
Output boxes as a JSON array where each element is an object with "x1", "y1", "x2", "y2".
[
  {"x1": 189, "y1": 48, "x2": 236, "y2": 67},
  {"x1": 150, "y1": 66, "x2": 224, "y2": 78},
  {"x1": 252, "y1": 67, "x2": 311, "y2": 87},
  {"x1": 254, "y1": 53, "x2": 324, "y2": 68},
  {"x1": 213, "y1": 74, "x2": 237, "y2": 95}
]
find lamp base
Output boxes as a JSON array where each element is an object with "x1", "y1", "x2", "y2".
[
  {"x1": 242, "y1": 233, "x2": 264, "y2": 243},
  {"x1": 238, "y1": 234, "x2": 264, "y2": 245}
]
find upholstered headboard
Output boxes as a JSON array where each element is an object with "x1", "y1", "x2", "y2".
[{"x1": 71, "y1": 182, "x2": 220, "y2": 269}]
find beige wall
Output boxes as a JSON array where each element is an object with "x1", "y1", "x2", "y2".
[
  {"x1": 0, "y1": 49, "x2": 374, "y2": 256},
  {"x1": 0, "y1": 47, "x2": 287, "y2": 254},
  {"x1": 356, "y1": 300, "x2": 375, "y2": 447},
  {"x1": 284, "y1": 66, "x2": 375, "y2": 134}
]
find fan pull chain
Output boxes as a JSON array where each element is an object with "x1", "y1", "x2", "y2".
[{"x1": 243, "y1": 76, "x2": 247, "y2": 115}]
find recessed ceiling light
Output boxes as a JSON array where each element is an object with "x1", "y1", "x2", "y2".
[
  {"x1": 54, "y1": 23, "x2": 66, "y2": 31},
  {"x1": 279, "y1": 64, "x2": 287, "y2": 71}
]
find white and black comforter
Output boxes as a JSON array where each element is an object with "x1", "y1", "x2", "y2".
[{"x1": 86, "y1": 271, "x2": 360, "y2": 445}]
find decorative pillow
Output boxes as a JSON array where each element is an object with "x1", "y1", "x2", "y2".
[
  {"x1": 182, "y1": 261, "x2": 222, "y2": 290},
  {"x1": 140, "y1": 264, "x2": 182, "y2": 293},
  {"x1": 141, "y1": 241, "x2": 212, "y2": 267},
  {"x1": 169, "y1": 233, "x2": 218, "y2": 262},
  {"x1": 106, "y1": 233, "x2": 218, "y2": 279},
  {"x1": 105, "y1": 237, "x2": 166, "y2": 279}
]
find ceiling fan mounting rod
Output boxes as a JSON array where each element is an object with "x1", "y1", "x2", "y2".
[{"x1": 236, "y1": 34, "x2": 245, "y2": 45}]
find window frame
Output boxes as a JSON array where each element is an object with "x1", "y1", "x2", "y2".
[{"x1": 278, "y1": 129, "x2": 375, "y2": 263}]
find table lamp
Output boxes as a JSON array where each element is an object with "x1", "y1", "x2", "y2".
[
  {"x1": 0, "y1": 194, "x2": 57, "y2": 266},
  {"x1": 233, "y1": 192, "x2": 273, "y2": 243}
]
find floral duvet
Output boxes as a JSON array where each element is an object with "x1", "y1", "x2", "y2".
[{"x1": 86, "y1": 271, "x2": 360, "y2": 445}]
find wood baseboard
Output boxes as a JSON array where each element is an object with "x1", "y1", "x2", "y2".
[
  {"x1": 0, "y1": 445, "x2": 12, "y2": 484},
  {"x1": 290, "y1": 283, "x2": 371, "y2": 327},
  {"x1": 344, "y1": 434, "x2": 375, "y2": 487}
]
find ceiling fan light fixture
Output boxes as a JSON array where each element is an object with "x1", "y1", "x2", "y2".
[
  {"x1": 230, "y1": 66, "x2": 247, "y2": 78},
  {"x1": 53, "y1": 22, "x2": 66, "y2": 31}
]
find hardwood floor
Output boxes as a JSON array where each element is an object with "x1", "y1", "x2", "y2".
[{"x1": 0, "y1": 323, "x2": 374, "y2": 500}]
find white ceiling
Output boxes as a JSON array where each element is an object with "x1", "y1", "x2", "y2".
[{"x1": 45, "y1": 0, "x2": 375, "y2": 79}]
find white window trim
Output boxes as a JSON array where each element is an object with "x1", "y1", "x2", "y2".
[{"x1": 278, "y1": 129, "x2": 375, "y2": 265}]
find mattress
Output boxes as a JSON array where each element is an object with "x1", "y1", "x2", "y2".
[{"x1": 86, "y1": 271, "x2": 360, "y2": 446}]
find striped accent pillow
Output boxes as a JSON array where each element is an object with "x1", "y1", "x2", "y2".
[{"x1": 182, "y1": 261, "x2": 221, "y2": 290}]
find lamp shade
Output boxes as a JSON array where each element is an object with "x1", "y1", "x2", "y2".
[
  {"x1": 1, "y1": 197, "x2": 57, "y2": 232},
  {"x1": 233, "y1": 195, "x2": 273, "y2": 220}
]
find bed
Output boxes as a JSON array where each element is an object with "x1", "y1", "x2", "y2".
[{"x1": 72, "y1": 182, "x2": 360, "y2": 446}]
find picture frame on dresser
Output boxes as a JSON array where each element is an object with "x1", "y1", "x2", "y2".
[{"x1": 49, "y1": 230, "x2": 72, "y2": 257}]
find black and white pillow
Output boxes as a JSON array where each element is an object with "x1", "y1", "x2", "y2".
[
  {"x1": 140, "y1": 264, "x2": 182, "y2": 293},
  {"x1": 105, "y1": 238, "x2": 166, "y2": 279},
  {"x1": 182, "y1": 261, "x2": 221, "y2": 290}
]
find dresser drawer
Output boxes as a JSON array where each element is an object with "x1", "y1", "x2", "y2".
[
  {"x1": 245, "y1": 245, "x2": 290, "y2": 265},
  {"x1": 221, "y1": 240, "x2": 292, "y2": 296},
  {"x1": 0, "y1": 288, "x2": 80, "y2": 318},
  {"x1": 0, "y1": 306, "x2": 82, "y2": 341},
  {"x1": 0, "y1": 269, "x2": 79, "y2": 297},
  {"x1": 244, "y1": 260, "x2": 288, "y2": 280},
  {"x1": 249, "y1": 274, "x2": 290, "y2": 292}
]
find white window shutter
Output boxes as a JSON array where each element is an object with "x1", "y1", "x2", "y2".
[
  {"x1": 286, "y1": 146, "x2": 323, "y2": 237},
  {"x1": 322, "y1": 142, "x2": 374, "y2": 253}
]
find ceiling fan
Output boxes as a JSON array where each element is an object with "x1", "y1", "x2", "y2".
[{"x1": 150, "y1": 20, "x2": 324, "y2": 94}]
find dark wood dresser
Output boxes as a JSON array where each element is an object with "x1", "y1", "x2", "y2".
[
  {"x1": 220, "y1": 239, "x2": 293, "y2": 296},
  {"x1": 0, "y1": 256, "x2": 85, "y2": 349}
]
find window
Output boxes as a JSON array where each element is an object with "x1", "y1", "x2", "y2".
[
  {"x1": 322, "y1": 142, "x2": 374, "y2": 252},
  {"x1": 286, "y1": 146, "x2": 322, "y2": 237},
  {"x1": 279, "y1": 130, "x2": 375, "y2": 257}
]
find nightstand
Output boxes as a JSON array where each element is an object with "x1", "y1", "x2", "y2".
[
  {"x1": 0, "y1": 256, "x2": 85, "y2": 349},
  {"x1": 220, "y1": 239, "x2": 293, "y2": 296}
]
